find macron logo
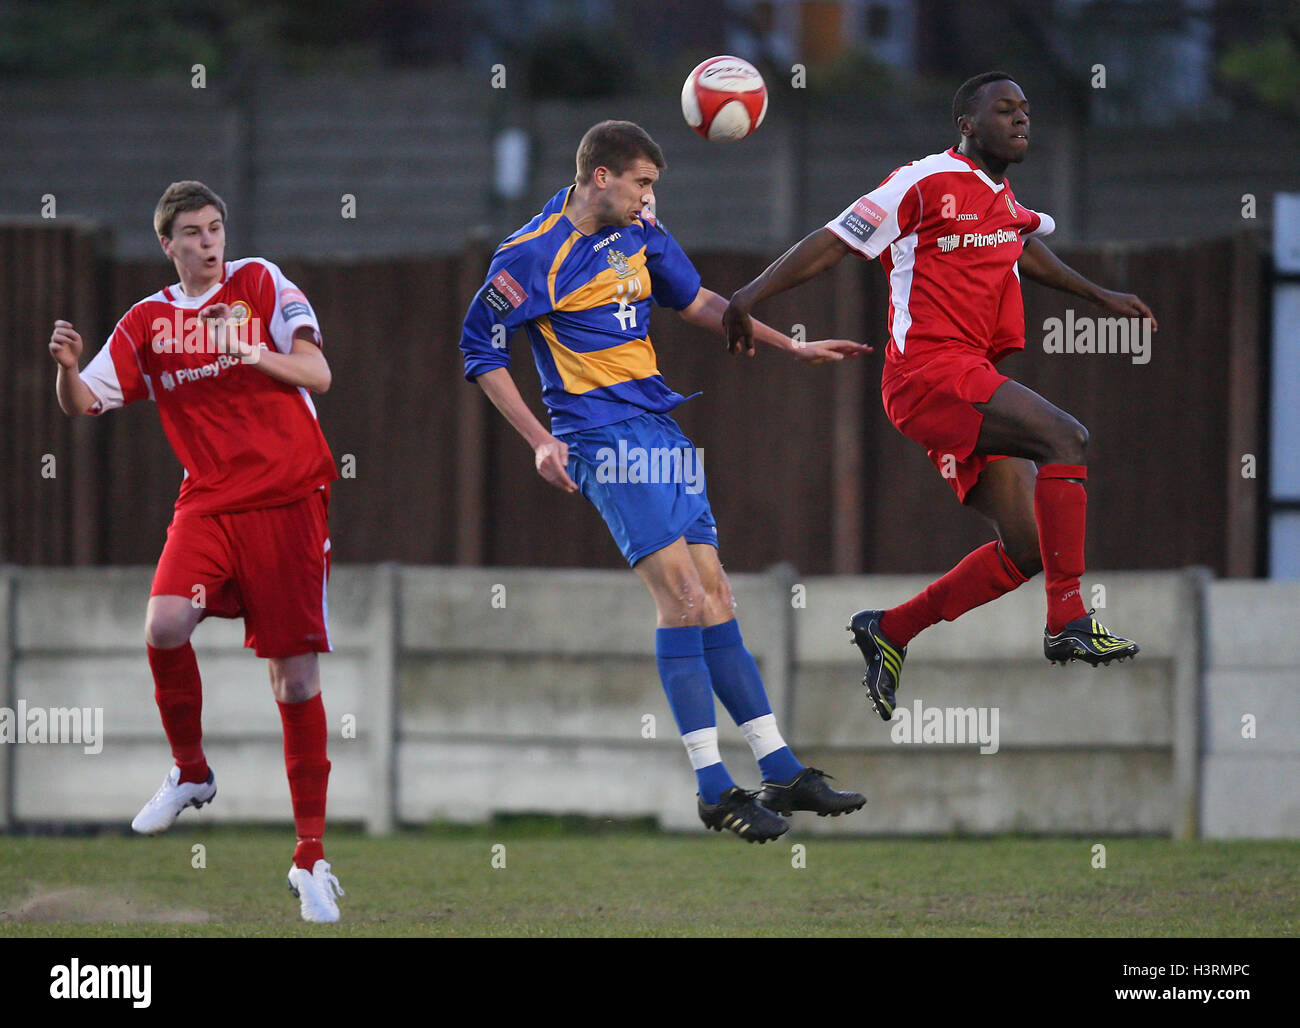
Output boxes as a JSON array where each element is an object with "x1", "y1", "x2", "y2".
[{"x1": 50, "y1": 959, "x2": 151, "y2": 1008}]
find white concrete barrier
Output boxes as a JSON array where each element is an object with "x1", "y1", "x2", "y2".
[
  {"x1": 1, "y1": 564, "x2": 1294, "y2": 837},
  {"x1": 1200, "y1": 581, "x2": 1300, "y2": 838}
]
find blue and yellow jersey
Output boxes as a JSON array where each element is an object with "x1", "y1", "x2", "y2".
[{"x1": 460, "y1": 185, "x2": 703, "y2": 435}]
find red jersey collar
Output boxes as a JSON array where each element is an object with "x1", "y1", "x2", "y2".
[{"x1": 947, "y1": 147, "x2": 1007, "y2": 193}]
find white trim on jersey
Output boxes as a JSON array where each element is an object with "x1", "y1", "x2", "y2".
[
  {"x1": 968, "y1": 163, "x2": 1006, "y2": 193},
  {"x1": 888, "y1": 229, "x2": 920, "y2": 355},
  {"x1": 827, "y1": 151, "x2": 972, "y2": 262},
  {"x1": 1023, "y1": 211, "x2": 1056, "y2": 238},
  {"x1": 161, "y1": 276, "x2": 225, "y2": 308},
  {"x1": 320, "y1": 535, "x2": 332, "y2": 652},
  {"x1": 297, "y1": 385, "x2": 319, "y2": 421},
  {"x1": 79, "y1": 342, "x2": 123, "y2": 412},
  {"x1": 826, "y1": 176, "x2": 914, "y2": 262},
  {"x1": 79, "y1": 314, "x2": 149, "y2": 413},
  {"x1": 226, "y1": 256, "x2": 323, "y2": 354}
]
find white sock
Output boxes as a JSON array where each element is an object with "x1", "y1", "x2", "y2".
[
  {"x1": 681, "y1": 726, "x2": 723, "y2": 769},
  {"x1": 739, "y1": 713, "x2": 786, "y2": 760}
]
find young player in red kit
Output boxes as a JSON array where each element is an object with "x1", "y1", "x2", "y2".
[
  {"x1": 724, "y1": 73, "x2": 1158, "y2": 721},
  {"x1": 48, "y1": 181, "x2": 344, "y2": 922}
]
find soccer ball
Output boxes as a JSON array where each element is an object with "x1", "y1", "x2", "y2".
[{"x1": 681, "y1": 56, "x2": 768, "y2": 142}]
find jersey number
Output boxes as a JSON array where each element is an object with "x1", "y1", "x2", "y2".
[{"x1": 613, "y1": 279, "x2": 642, "y2": 331}]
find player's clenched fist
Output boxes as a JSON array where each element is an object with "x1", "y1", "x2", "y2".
[
  {"x1": 534, "y1": 437, "x2": 578, "y2": 493},
  {"x1": 199, "y1": 301, "x2": 231, "y2": 323},
  {"x1": 199, "y1": 302, "x2": 262, "y2": 363},
  {"x1": 49, "y1": 320, "x2": 84, "y2": 368},
  {"x1": 721, "y1": 297, "x2": 755, "y2": 356}
]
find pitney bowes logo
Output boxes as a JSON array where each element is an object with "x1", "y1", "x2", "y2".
[
  {"x1": 158, "y1": 353, "x2": 247, "y2": 391},
  {"x1": 151, "y1": 309, "x2": 266, "y2": 357},
  {"x1": 938, "y1": 228, "x2": 1019, "y2": 251}
]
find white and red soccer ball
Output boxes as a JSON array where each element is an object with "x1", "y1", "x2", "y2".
[{"x1": 681, "y1": 56, "x2": 768, "y2": 142}]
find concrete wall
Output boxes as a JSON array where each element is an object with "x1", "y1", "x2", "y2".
[
  {"x1": 0, "y1": 564, "x2": 1294, "y2": 837},
  {"x1": 1200, "y1": 582, "x2": 1300, "y2": 839}
]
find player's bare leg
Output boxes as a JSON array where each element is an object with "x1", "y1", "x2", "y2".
[
  {"x1": 145, "y1": 594, "x2": 205, "y2": 650},
  {"x1": 132, "y1": 596, "x2": 216, "y2": 834},
  {"x1": 634, "y1": 538, "x2": 711, "y2": 628},
  {"x1": 270, "y1": 652, "x2": 342, "y2": 921},
  {"x1": 974, "y1": 381, "x2": 1138, "y2": 665},
  {"x1": 686, "y1": 544, "x2": 865, "y2": 817},
  {"x1": 634, "y1": 540, "x2": 788, "y2": 842},
  {"x1": 972, "y1": 379, "x2": 1087, "y2": 466},
  {"x1": 268, "y1": 652, "x2": 322, "y2": 703},
  {"x1": 965, "y1": 457, "x2": 1044, "y2": 579}
]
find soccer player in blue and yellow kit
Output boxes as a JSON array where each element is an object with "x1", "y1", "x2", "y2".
[{"x1": 460, "y1": 121, "x2": 870, "y2": 842}]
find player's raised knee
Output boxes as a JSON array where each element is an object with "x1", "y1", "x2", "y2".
[
  {"x1": 144, "y1": 601, "x2": 195, "y2": 649},
  {"x1": 1046, "y1": 416, "x2": 1088, "y2": 465},
  {"x1": 269, "y1": 660, "x2": 319, "y2": 703}
]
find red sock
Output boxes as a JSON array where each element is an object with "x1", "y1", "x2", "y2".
[
  {"x1": 1036, "y1": 463, "x2": 1089, "y2": 633},
  {"x1": 147, "y1": 642, "x2": 209, "y2": 784},
  {"x1": 881, "y1": 541, "x2": 1029, "y2": 647},
  {"x1": 278, "y1": 694, "x2": 330, "y2": 870}
]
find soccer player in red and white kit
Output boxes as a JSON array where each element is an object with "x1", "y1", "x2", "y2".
[
  {"x1": 48, "y1": 181, "x2": 344, "y2": 921},
  {"x1": 724, "y1": 73, "x2": 1157, "y2": 721}
]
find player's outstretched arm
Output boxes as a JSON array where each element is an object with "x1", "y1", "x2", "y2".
[
  {"x1": 49, "y1": 320, "x2": 100, "y2": 416},
  {"x1": 474, "y1": 367, "x2": 578, "y2": 494},
  {"x1": 1019, "y1": 238, "x2": 1158, "y2": 331},
  {"x1": 680, "y1": 287, "x2": 870, "y2": 364},
  {"x1": 722, "y1": 228, "x2": 852, "y2": 354}
]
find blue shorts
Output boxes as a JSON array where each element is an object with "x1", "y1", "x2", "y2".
[{"x1": 562, "y1": 412, "x2": 718, "y2": 567}]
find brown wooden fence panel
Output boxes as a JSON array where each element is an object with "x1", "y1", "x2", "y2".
[
  {"x1": 1, "y1": 225, "x2": 1262, "y2": 577},
  {"x1": 2, "y1": 220, "x2": 109, "y2": 565}
]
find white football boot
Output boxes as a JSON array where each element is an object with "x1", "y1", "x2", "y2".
[
  {"x1": 287, "y1": 859, "x2": 344, "y2": 923},
  {"x1": 131, "y1": 766, "x2": 217, "y2": 834}
]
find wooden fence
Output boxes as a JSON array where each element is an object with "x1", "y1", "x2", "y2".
[{"x1": 1, "y1": 220, "x2": 1263, "y2": 576}]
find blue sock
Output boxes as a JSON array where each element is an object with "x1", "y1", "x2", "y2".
[
  {"x1": 656, "y1": 626, "x2": 734, "y2": 804},
  {"x1": 702, "y1": 619, "x2": 803, "y2": 783}
]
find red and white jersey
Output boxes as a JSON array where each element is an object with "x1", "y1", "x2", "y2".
[
  {"x1": 80, "y1": 257, "x2": 336, "y2": 515},
  {"x1": 826, "y1": 147, "x2": 1055, "y2": 366}
]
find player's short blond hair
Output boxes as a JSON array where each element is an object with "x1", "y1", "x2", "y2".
[{"x1": 154, "y1": 181, "x2": 228, "y2": 239}]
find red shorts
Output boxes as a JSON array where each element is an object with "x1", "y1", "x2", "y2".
[
  {"x1": 881, "y1": 350, "x2": 1011, "y2": 503},
  {"x1": 151, "y1": 489, "x2": 331, "y2": 658}
]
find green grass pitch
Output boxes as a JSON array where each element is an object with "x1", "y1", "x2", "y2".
[{"x1": 1, "y1": 822, "x2": 1295, "y2": 937}]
